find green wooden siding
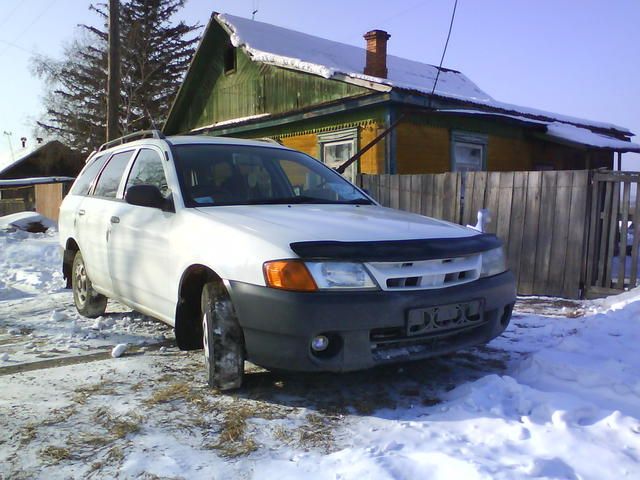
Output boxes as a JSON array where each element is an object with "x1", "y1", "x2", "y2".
[{"x1": 167, "y1": 22, "x2": 370, "y2": 134}]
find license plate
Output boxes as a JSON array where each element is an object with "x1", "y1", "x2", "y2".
[{"x1": 406, "y1": 300, "x2": 484, "y2": 336}]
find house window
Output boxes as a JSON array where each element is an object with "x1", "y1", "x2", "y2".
[
  {"x1": 451, "y1": 131, "x2": 487, "y2": 172},
  {"x1": 318, "y1": 128, "x2": 359, "y2": 182},
  {"x1": 224, "y1": 44, "x2": 236, "y2": 74}
]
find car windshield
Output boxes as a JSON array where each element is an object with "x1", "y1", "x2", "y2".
[{"x1": 172, "y1": 143, "x2": 373, "y2": 207}]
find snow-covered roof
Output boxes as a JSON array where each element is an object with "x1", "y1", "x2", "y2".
[
  {"x1": 0, "y1": 141, "x2": 61, "y2": 177},
  {"x1": 217, "y1": 14, "x2": 633, "y2": 136},
  {"x1": 0, "y1": 176, "x2": 75, "y2": 188},
  {"x1": 544, "y1": 122, "x2": 640, "y2": 152},
  {"x1": 438, "y1": 109, "x2": 640, "y2": 151},
  {"x1": 218, "y1": 14, "x2": 492, "y2": 104}
]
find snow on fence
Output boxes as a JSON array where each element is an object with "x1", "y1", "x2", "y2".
[{"x1": 358, "y1": 170, "x2": 590, "y2": 299}]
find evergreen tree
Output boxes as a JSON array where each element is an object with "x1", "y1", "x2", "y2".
[{"x1": 32, "y1": 0, "x2": 199, "y2": 153}]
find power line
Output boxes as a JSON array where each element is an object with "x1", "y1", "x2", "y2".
[
  {"x1": 429, "y1": 0, "x2": 459, "y2": 107},
  {"x1": 0, "y1": 0, "x2": 57, "y2": 58},
  {"x1": 0, "y1": 1, "x2": 24, "y2": 30},
  {"x1": 0, "y1": 38, "x2": 39, "y2": 56}
]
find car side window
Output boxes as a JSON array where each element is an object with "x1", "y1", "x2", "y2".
[
  {"x1": 125, "y1": 148, "x2": 170, "y2": 198},
  {"x1": 92, "y1": 151, "x2": 135, "y2": 198},
  {"x1": 69, "y1": 154, "x2": 107, "y2": 196}
]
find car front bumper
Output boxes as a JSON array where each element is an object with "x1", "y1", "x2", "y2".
[{"x1": 227, "y1": 271, "x2": 516, "y2": 372}]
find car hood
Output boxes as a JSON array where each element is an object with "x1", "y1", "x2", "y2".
[{"x1": 193, "y1": 204, "x2": 476, "y2": 244}]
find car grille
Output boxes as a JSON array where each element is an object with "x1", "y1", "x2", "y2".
[{"x1": 365, "y1": 254, "x2": 481, "y2": 291}]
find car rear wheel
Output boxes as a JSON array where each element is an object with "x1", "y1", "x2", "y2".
[
  {"x1": 201, "y1": 282, "x2": 244, "y2": 390},
  {"x1": 72, "y1": 251, "x2": 107, "y2": 318}
]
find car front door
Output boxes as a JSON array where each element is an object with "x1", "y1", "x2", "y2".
[{"x1": 108, "y1": 147, "x2": 177, "y2": 321}]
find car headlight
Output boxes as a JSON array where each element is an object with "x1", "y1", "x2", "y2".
[
  {"x1": 305, "y1": 262, "x2": 377, "y2": 290},
  {"x1": 480, "y1": 247, "x2": 508, "y2": 278}
]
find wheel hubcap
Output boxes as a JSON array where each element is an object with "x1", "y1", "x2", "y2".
[
  {"x1": 74, "y1": 260, "x2": 88, "y2": 306},
  {"x1": 203, "y1": 311, "x2": 210, "y2": 364}
]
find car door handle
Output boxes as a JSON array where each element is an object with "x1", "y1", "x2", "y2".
[
  {"x1": 110, "y1": 216, "x2": 120, "y2": 224},
  {"x1": 78, "y1": 209, "x2": 86, "y2": 216}
]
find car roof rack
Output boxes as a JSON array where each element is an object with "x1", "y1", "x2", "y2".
[{"x1": 98, "y1": 130, "x2": 165, "y2": 152}]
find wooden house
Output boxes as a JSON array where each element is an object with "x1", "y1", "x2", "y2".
[
  {"x1": 164, "y1": 13, "x2": 640, "y2": 180},
  {"x1": 0, "y1": 141, "x2": 82, "y2": 219}
]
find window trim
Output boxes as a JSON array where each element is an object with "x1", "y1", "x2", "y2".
[
  {"x1": 90, "y1": 148, "x2": 138, "y2": 199},
  {"x1": 318, "y1": 128, "x2": 359, "y2": 182},
  {"x1": 450, "y1": 130, "x2": 488, "y2": 172},
  {"x1": 223, "y1": 44, "x2": 237, "y2": 75}
]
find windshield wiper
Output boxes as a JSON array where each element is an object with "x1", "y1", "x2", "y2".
[{"x1": 246, "y1": 196, "x2": 373, "y2": 205}]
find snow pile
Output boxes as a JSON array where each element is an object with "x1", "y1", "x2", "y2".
[
  {"x1": 0, "y1": 211, "x2": 56, "y2": 233},
  {"x1": 241, "y1": 298, "x2": 640, "y2": 479},
  {"x1": 0, "y1": 226, "x2": 62, "y2": 299}
]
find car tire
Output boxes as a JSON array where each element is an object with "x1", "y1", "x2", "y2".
[
  {"x1": 72, "y1": 251, "x2": 107, "y2": 318},
  {"x1": 201, "y1": 282, "x2": 245, "y2": 390}
]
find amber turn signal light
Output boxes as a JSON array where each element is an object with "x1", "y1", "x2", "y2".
[{"x1": 263, "y1": 260, "x2": 318, "y2": 292}]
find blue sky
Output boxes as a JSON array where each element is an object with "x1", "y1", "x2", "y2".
[{"x1": 0, "y1": 0, "x2": 638, "y2": 167}]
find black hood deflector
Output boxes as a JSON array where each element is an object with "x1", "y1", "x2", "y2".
[{"x1": 290, "y1": 234, "x2": 502, "y2": 262}]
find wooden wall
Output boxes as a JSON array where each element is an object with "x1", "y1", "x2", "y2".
[
  {"x1": 278, "y1": 121, "x2": 386, "y2": 175},
  {"x1": 35, "y1": 183, "x2": 65, "y2": 222},
  {"x1": 396, "y1": 123, "x2": 450, "y2": 173},
  {"x1": 487, "y1": 136, "x2": 534, "y2": 171}
]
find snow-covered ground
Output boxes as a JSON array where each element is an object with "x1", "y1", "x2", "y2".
[{"x1": 1, "y1": 226, "x2": 639, "y2": 479}]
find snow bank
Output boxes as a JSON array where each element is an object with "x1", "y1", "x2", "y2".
[{"x1": 0, "y1": 211, "x2": 56, "y2": 232}]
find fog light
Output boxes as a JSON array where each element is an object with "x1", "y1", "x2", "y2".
[{"x1": 311, "y1": 335, "x2": 329, "y2": 352}]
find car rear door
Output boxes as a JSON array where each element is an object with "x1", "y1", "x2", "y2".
[
  {"x1": 78, "y1": 149, "x2": 136, "y2": 294},
  {"x1": 108, "y1": 147, "x2": 177, "y2": 321}
]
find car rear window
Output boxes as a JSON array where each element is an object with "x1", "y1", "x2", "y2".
[
  {"x1": 69, "y1": 154, "x2": 107, "y2": 196},
  {"x1": 92, "y1": 150, "x2": 135, "y2": 198}
]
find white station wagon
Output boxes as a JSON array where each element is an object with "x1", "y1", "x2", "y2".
[{"x1": 59, "y1": 131, "x2": 516, "y2": 390}]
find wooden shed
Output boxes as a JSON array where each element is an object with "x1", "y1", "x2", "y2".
[{"x1": 164, "y1": 13, "x2": 640, "y2": 178}]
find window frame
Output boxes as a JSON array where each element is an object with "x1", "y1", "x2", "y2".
[
  {"x1": 223, "y1": 43, "x2": 237, "y2": 75},
  {"x1": 318, "y1": 128, "x2": 359, "y2": 183},
  {"x1": 450, "y1": 131, "x2": 488, "y2": 172},
  {"x1": 124, "y1": 147, "x2": 171, "y2": 198},
  {"x1": 89, "y1": 148, "x2": 138, "y2": 200}
]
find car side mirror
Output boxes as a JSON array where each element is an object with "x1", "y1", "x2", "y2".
[{"x1": 125, "y1": 185, "x2": 165, "y2": 209}]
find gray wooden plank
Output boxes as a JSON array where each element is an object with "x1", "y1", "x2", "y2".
[
  {"x1": 533, "y1": 171, "x2": 558, "y2": 295},
  {"x1": 410, "y1": 175, "x2": 421, "y2": 215},
  {"x1": 421, "y1": 174, "x2": 434, "y2": 217},
  {"x1": 433, "y1": 174, "x2": 445, "y2": 219},
  {"x1": 470, "y1": 172, "x2": 488, "y2": 227},
  {"x1": 483, "y1": 172, "x2": 501, "y2": 234},
  {"x1": 442, "y1": 172, "x2": 458, "y2": 222},
  {"x1": 629, "y1": 185, "x2": 640, "y2": 287},
  {"x1": 548, "y1": 171, "x2": 572, "y2": 296},
  {"x1": 379, "y1": 174, "x2": 390, "y2": 208},
  {"x1": 617, "y1": 180, "x2": 631, "y2": 289},
  {"x1": 519, "y1": 171, "x2": 542, "y2": 295},
  {"x1": 399, "y1": 175, "x2": 411, "y2": 212},
  {"x1": 585, "y1": 175, "x2": 600, "y2": 291},
  {"x1": 507, "y1": 172, "x2": 527, "y2": 286},
  {"x1": 496, "y1": 172, "x2": 514, "y2": 245},
  {"x1": 563, "y1": 171, "x2": 589, "y2": 298},
  {"x1": 462, "y1": 172, "x2": 476, "y2": 226},
  {"x1": 604, "y1": 181, "x2": 620, "y2": 289},
  {"x1": 389, "y1": 174, "x2": 400, "y2": 210},
  {"x1": 596, "y1": 181, "x2": 613, "y2": 286}
]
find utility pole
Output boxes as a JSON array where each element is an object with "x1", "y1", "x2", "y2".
[
  {"x1": 106, "y1": 0, "x2": 121, "y2": 141},
  {"x1": 3, "y1": 131, "x2": 14, "y2": 162}
]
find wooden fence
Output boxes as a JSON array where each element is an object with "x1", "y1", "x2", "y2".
[
  {"x1": 359, "y1": 171, "x2": 590, "y2": 298},
  {"x1": 585, "y1": 171, "x2": 640, "y2": 298},
  {"x1": 0, "y1": 199, "x2": 31, "y2": 217}
]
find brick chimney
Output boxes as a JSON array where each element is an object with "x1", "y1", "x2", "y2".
[{"x1": 363, "y1": 30, "x2": 391, "y2": 78}]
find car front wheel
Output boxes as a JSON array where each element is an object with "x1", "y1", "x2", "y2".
[
  {"x1": 201, "y1": 281, "x2": 245, "y2": 390},
  {"x1": 72, "y1": 251, "x2": 107, "y2": 318}
]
